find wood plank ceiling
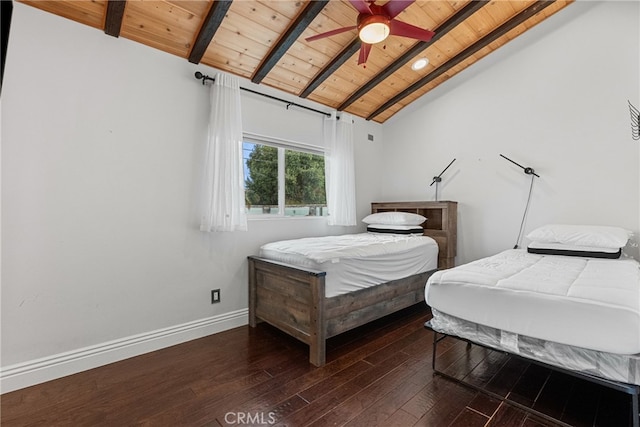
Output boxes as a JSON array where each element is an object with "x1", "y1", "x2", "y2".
[{"x1": 20, "y1": 0, "x2": 573, "y2": 123}]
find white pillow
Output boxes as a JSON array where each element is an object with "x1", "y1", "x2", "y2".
[
  {"x1": 526, "y1": 224, "x2": 629, "y2": 249},
  {"x1": 362, "y1": 212, "x2": 426, "y2": 226}
]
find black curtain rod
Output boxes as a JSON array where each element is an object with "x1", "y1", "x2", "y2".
[{"x1": 194, "y1": 71, "x2": 332, "y2": 118}]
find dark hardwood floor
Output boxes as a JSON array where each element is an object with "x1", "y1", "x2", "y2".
[{"x1": 1, "y1": 304, "x2": 634, "y2": 426}]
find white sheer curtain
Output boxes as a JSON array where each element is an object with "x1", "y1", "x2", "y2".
[
  {"x1": 324, "y1": 112, "x2": 357, "y2": 226},
  {"x1": 200, "y1": 73, "x2": 248, "y2": 232}
]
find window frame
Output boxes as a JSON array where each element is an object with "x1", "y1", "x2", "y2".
[{"x1": 243, "y1": 132, "x2": 327, "y2": 220}]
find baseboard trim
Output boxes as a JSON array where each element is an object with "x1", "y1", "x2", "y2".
[{"x1": 1, "y1": 309, "x2": 248, "y2": 393}]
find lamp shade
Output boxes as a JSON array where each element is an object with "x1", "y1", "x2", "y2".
[{"x1": 357, "y1": 14, "x2": 390, "y2": 44}]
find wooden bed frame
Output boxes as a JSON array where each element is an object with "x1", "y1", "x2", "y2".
[{"x1": 248, "y1": 201, "x2": 457, "y2": 366}]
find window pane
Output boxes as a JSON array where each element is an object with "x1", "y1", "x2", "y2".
[
  {"x1": 243, "y1": 138, "x2": 327, "y2": 218},
  {"x1": 284, "y1": 150, "x2": 327, "y2": 216},
  {"x1": 243, "y1": 142, "x2": 279, "y2": 215}
]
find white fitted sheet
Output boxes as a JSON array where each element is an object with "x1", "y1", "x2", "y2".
[
  {"x1": 260, "y1": 233, "x2": 438, "y2": 298},
  {"x1": 425, "y1": 249, "x2": 640, "y2": 354}
]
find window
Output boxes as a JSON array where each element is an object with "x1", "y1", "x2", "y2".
[{"x1": 243, "y1": 136, "x2": 327, "y2": 217}]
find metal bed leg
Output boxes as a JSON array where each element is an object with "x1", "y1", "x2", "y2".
[
  {"x1": 431, "y1": 329, "x2": 450, "y2": 371},
  {"x1": 431, "y1": 330, "x2": 438, "y2": 370},
  {"x1": 632, "y1": 387, "x2": 639, "y2": 427}
]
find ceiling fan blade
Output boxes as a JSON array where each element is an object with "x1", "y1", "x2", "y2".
[
  {"x1": 305, "y1": 25, "x2": 357, "y2": 42},
  {"x1": 348, "y1": 0, "x2": 373, "y2": 15},
  {"x1": 358, "y1": 43, "x2": 372, "y2": 65},
  {"x1": 389, "y1": 20, "x2": 435, "y2": 42},
  {"x1": 382, "y1": 0, "x2": 415, "y2": 19}
]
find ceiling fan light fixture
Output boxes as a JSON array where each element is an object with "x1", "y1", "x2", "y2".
[
  {"x1": 411, "y1": 57, "x2": 429, "y2": 71},
  {"x1": 357, "y1": 14, "x2": 390, "y2": 44}
]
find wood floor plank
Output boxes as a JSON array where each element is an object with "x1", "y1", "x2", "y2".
[
  {"x1": 306, "y1": 352, "x2": 420, "y2": 426},
  {"x1": 532, "y1": 371, "x2": 575, "y2": 420},
  {"x1": 487, "y1": 402, "x2": 529, "y2": 426},
  {"x1": 363, "y1": 327, "x2": 427, "y2": 366},
  {"x1": 273, "y1": 379, "x2": 364, "y2": 426},
  {"x1": 449, "y1": 407, "x2": 491, "y2": 427},
  {"x1": 295, "y1": 348, "x2": 433, "y2": 426},
  {"x1": 350, "y1": 350, "x2": 413, "y2": 390},
  {"x1": 594, "y1": 386, "x2": 632, "y2": 427},
  {"x1": 509, "y1": 364, "x2": 552, "y2": 408},
  {"x1": 521, "y1": 415, "x2": 558, "y2": 427},
  {"x1": 463, "y1": 350, "x2": 511, "y2": 389},
  {"x1": 336, "y1": 339, "x2": 471, "y2": 426},
  {"x1": 467, "y1": 392, "x2": 502, "y2": 418},
  {"x1": 559, "y1": 379, "x2": 600, "y2": 427},
  {"x1": 326, "y1": 306, "x2": 430, "y2": 363},
  {"x1": 297, "y1": 360, "x2": 373, "y2": 403},
  {"x1": 188, "y1": 358, "x2": 313, "y2": 424},
  {"x1": 385, "y1": 408, "x2": 419, "y2": 426},
  {"x1": 326, "y1": 303, "x2": 428, "y2": 357},
  {"x1": 1, "y1": 304, "x2": 633, "y2": 427},
  {"x1": 411, "y1": 378, "x2": 477, "y2": 425},
  {"x1": 442, "y1": 344, "x2": 491, "y2": 380},
  {"x1": 261, "y1": 394, "x2": 309, "y2": 426},
  {"x1": 485, "y1": 357, "x2": 530, "y2": 398},
  {"x1": 343, "y1": 367, "x2": 443, "y2": 426}
]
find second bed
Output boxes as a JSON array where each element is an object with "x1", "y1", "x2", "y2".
[{"x1": 424, "y1": 226, "x2": 640, "y2": 425}]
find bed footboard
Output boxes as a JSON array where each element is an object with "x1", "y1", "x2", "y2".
[{"x1": 248, "y1": 256, "x2": 328, "y2": 366}]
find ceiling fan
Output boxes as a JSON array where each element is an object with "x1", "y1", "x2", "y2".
[{"x1": 305, "y1": 0, "x2": 435, "y2": 65}]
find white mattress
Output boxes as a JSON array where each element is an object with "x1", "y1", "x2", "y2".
[
  {"x1": 428, "y1": 309, "x2": 640, "y2": 386},
  {"x1": 425, "y1": 249, "x2": 640, "y2": 354},
  {"x1": 260, "y1": 233, "x2": 439, "y2": 298}
]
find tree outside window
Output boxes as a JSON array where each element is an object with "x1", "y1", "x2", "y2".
[{"x1": 244, "y1": 141, "x2": 327, "y2": 216}]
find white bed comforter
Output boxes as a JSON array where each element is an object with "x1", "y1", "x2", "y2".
[
  {"x1": 260, "y1": 233, "x2": 439, "y2": 298},
  {"x1": 425, "y1": 249, "x2": 640, "y2": 354},
  {"x1": 260, "y1": 233, "x2": 432, "y2": 264}
]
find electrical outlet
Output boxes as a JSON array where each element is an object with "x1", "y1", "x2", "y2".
[{"x1": 211, "y1": 289, "x2": 221, "y2": 304}]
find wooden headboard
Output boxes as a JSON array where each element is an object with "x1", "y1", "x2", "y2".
[{"x1": 371, "y1": 201, "x2": 458, "y2": 269}]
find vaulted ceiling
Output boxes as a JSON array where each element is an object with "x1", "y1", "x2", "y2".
[{"x1": 20, "y1": 0, "x2": 573, "y2": 123}]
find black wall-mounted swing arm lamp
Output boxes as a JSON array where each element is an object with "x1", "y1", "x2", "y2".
[
  {"x1": 430, "y1": 158, "x2": 457, "y2": 186},
  {"x1": 499, "y1": 154, "x2": 540, "y2": 249},
  {"x1": 499, "y1": 154, "x2": 540, "y2": 178},
  {"x1": 430, "y1": 158, "x2": 456, "y2": 202}
]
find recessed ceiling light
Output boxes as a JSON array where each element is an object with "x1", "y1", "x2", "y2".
[{"x1": 411, "y1": 58, "x2": 429, "y2": 71}]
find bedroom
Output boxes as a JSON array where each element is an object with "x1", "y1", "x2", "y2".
[{"x1": 1, "y1": 0, "x2": 639, "y2": 425}]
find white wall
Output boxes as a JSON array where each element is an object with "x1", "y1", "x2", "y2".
[
  {"x1": 0, "y1": 3, "x2": 383, "y2": 390},
  {"x1": 382, "y1": 1, "x2": 640, "y2": 264}
]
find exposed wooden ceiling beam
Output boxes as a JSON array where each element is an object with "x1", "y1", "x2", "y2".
[
  {"x1": 252, "y1": 0, "x2": 328, "y2": 84},
  {"x1": 300, "y1": 38, "x2": 361, "y2": 98},
  {"x1": 1, "y1": 0, "x2": 12, "y2": 94},
  {"x1": 104, "y1": 0, "x2": 126, "y2": 38},
  {"x1": 366, "y1": 0, "x2": 557, "y2": 121},
  {"x1": 188, "y1": 0, "x2": 233, "y2": 64},
  {"x1": 338, "y1": 0, "x2": 489, "y2": 111}
]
